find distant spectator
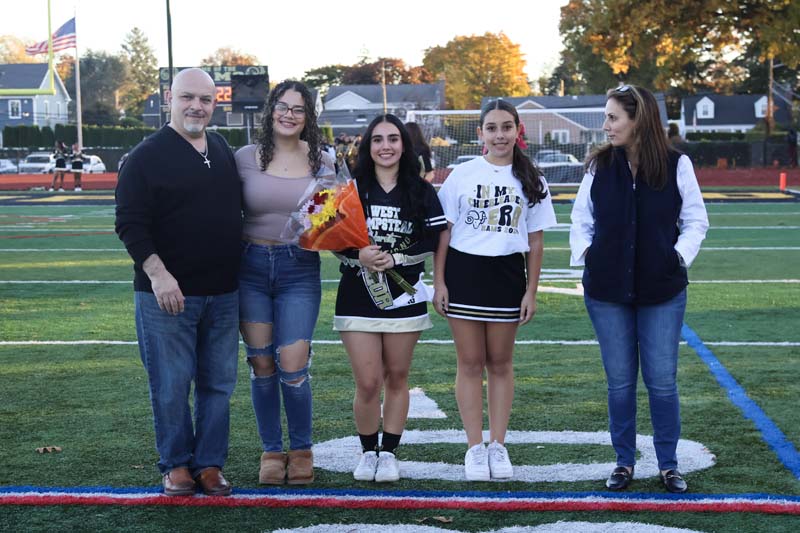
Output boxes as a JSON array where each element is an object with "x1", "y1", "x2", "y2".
[
  {"x1": 70, "y1": 143, "x2": 84, "y2": 192},
  {"x1": 405, "y1": 121, "x2": 435, "y2": 182},
  {"x1": 788, "y1": 128, "x2": 797, "y2": 168},
  {"x1": 49, "y1": 141, "x2": 68, "y2": 191},
  {"x1": 667, "y1": 123, "x2": 683, "y2": 147}
]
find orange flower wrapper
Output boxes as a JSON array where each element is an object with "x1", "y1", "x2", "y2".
[
  {"x1": 282, "y1": 158, "x2": 416, "y2": 298},
  {"x1": 298, "y1": 181, "x2": 370, "y2": 251},
  {"x1": 282, "y1": 161, "x2": 371, "y2": 252}
]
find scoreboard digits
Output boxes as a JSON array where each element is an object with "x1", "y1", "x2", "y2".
[{"x1": 216, "y1": 86, "x2": 232, "y2": 103}]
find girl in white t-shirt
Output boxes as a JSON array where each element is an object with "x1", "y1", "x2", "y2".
[{"x1": 433, "y1": 99, "x2": 557, "y2": 481}]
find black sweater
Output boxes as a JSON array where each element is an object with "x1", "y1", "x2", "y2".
[{"x1": 115, "y1": 126, "x2": 243, "y2": 295}]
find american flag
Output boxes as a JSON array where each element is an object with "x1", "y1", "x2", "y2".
[{"x1": 25, "y1": 18, "x2": 76, "y2": 56}]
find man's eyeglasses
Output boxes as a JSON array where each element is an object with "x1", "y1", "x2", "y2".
[{"x1": 274, "y1": 102, "x2": 306, "y2": 117}]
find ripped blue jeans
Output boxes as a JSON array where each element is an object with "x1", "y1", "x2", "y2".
[{"x1": 239, "y1": 242, "x2": 321, "y2": 451}]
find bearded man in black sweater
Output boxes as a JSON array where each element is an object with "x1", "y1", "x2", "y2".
[{"x1": 115, "y1": 68, "x2": 242, "y2": 497}]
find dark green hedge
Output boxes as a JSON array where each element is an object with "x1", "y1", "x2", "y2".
[
  {"x1": 686, "y1": 131, "x2": 788, "y2": 142},
  {"x1": 3, "y1": 124, "x2": 157, "y2": 148},
  {"x1": 3, "y1": 125, "x2": 256, "y2": 150}
]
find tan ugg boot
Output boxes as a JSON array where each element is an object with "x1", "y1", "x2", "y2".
[
  {"x1": 286, "y1": 449, "x2": 314, "y2": 485},
  {"x1": 259, "y1": 452, "x2": 287, "y2": 485}
]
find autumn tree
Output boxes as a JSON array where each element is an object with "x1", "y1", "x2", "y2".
[
  {"x1": 422, "y1": 32, "x2": 529, "y2": 109},
  {"x1": 556, "y1": 0, "x2": 800, "y2": 94},
  {"x1": 0, "y1": 35, "x2": 42, "y2": 63},
  {"x1": 200, "y1": 47, "x2": 258, "y2": 66},
  {"x1": 119, "y1": 27, "x2": 158, "y2": 120},
  {"x1": 341, "y1": 58, "x2": 433, "y2": 85},
  {"x1": 302, "y1": 64, "x2": 347, "y2": 93},
  {"x1": 64, "y1": 50, "x2": 128, "y2": 125}
]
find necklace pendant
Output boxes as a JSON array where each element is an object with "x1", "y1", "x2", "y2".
[{"x1": 203, "y1": 157, "x2": 211, "y2": 168}]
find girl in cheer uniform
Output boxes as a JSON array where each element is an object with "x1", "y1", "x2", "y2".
[
  {"x1": 433, "y1": 99, "x2": 556, "y2": 481},
  {"x1": 334, "y1": 114, "x2": 446, "y2": 482}
]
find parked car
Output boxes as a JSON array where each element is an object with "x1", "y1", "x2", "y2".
[
  {"x1": 537, "y1": 153, "x2": 582, "y2": 167},
  {"x1": 18, "y1": 152, "x2": 55, "y2": 173},
  {"x1": 0, "y1": 158, "x2": 18, "y2": 174},
  {"x1": 446, "y1": 155, "x2": 480, "y2": 169},
  {"x1": 534, "y1": 149, "x2": 563, "y2": 164},
  {"x1": 538, "y1": 153, "x2": 584, "y2": 184},
  {"x1": 82, "y1": 155, "x2": 107, "y2": 173}
]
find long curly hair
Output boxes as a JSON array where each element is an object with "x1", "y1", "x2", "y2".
[
  {"x1": 353, "y1": 114, "x2": 428, "y2": 240},
  {"x1": 256, "y1": 80, "x2": 323, "y2": 176},
  {"x1": 480, "y1": 99, "x2": 547, "y2": 206},
  {"x1": 585, "y1": 84, "x2": 674, "y2": 190}
]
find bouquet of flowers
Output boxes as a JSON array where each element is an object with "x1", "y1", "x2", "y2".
[
  {"x1": 282, "y1": 159, "x2": 416, "y2": 302},
  {"x1": 282, "y1": 161, "x2": 370, "y2": 251}
]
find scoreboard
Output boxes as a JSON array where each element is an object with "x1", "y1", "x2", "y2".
[{"x1": 158, "y1": 65, "x2": 269, "y2": 126}]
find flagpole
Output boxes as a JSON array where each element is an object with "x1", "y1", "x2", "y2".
[
  {"x1": 47, "y1": 0, "x2": 54, "y2": 94},
  {"x1": 73, "y1": 8, "x2": 83, "y2": 150}
]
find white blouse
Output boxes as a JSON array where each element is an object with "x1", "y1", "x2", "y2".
[{"x1": 569, "y1": 154, "x2": 709, "y2": 267}]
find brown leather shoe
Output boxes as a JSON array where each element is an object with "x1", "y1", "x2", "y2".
[
  {"x1": 195, "y1": 467, "x2": 232, "y2": 496},
  {"x1": 287, "y1": 449, "x2": 314, "y2": 485},
  {"x1": 259, "y1": 452, "x2": 287, "y2": 485},
  {"x1": 162, "y1": 467, "x2": 195, "y2": 496}
]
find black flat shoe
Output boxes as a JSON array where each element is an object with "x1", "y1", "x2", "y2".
[
  {"x1": 605, "y1": 466, "x2": 633, "y2": 490},
  {"x1": 660, "y1": 469, "x2": 688, "y2": 493}
]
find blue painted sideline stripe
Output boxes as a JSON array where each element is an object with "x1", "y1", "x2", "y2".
[{"x1": 682, "y1": 324, "x2": 800, "y2": 479}]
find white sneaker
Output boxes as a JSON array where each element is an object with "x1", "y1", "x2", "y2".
[
  {"x1": 375, "y1": 451, "x2": 400, "y2": 482},
  {"x1": 74, "y1": 187, "x2": 82, "y2": 192},
  {"x1": 488, "y1": 440, "x2": 513, "y2": 479},
  {"x1": 48, "y1": 187, "x2": 54, "y2": 191},
  {"x1": 464, "y1": 443, "x2": 490, "y2": 481},
  {"x1": 58, "y1": 188, "x2": 64, "y2": 192},
  {"x1": 353, "y1": 450, "x2": 378, "y2": 481}
]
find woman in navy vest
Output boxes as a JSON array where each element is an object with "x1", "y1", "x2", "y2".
[{"x1": 570, "y1": 85, "x2": 708, "y2": 493}]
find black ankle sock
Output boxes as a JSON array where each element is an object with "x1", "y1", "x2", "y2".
[
  {"x1": 380, "y1": 431, "x2": 402, "y2": 455},
  {"x1": 358, "y1": 432, "x2": 379, "y2": 453}
]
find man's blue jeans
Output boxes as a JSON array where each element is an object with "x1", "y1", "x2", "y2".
[
  {"x1": 584, "y1": 289, "x2": 687, "y2": 471},
  {"x1": 134, "y1": 290, "x2": 239, "y2": 475}
]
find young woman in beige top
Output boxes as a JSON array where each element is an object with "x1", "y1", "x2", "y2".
[{"x1": 236, "y1": 80, "x2": 333, "y2": 485}]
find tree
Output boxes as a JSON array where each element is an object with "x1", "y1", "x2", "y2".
[
  {"x1": 200, "y1": 47, "x2": 258, "y2": 66},
  {"x1": 303, "y1": 60, "x2": 434, "y2": 95},
  {"x1": 341, "y1": 58, "x2": 433, "y2": 85},
  {"x1": 302, "y1": 65, "x2": 347, "y2": 93},
  {"x1": 422, "y1": 32, "x2": 529, "y2": 109},
  {"x1": 119, "y1": 27, "x2": 158, "y2": 121},
  {"x1": 64, "y1": 49, "x2": 128, "y2": 125},
  {"x1": 55, "y1": 55, "x2": 74, "y2": 84},
  {"x1": 556, "y1": 0, "x2": 800, "y2": 93},
  {"x1": 0, "y1": 35, "x2": 42, "y2": 63}
]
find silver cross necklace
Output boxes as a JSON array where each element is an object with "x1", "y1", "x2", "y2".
[{"x1": 199, "y1": 135, "x2": 211, "y2": 168}]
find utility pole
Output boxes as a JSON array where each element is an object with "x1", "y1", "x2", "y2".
[
  {"x1": 381, "y1": 60, "x2": 387, "y2": 114},
  {"x1": 768, "y1": 56, "x2": 775, "y2": 135},
  {"x1": 765, "y1": 56, "x2": 775, "y2": 165},
  {"x1": 166, "y1": 0, "x2": 174, "y2": 89}
]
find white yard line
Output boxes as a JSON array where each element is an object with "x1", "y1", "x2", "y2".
[
  {"x1": 0, "y1": 228, "x2": 112, "y2": 232},
  {"x1": 4, "y1": 246, "x2": 800, "y2": 252},
  {"x1": 709, "y1": 226, "x2": 800, "y2": 230},
  {"x1": 3, "y1": 278, "x2": 800, "y2": 284},
  {"x1": 2, "y1": 339, "x2": 798, "y2": 347},
  {"x1": 0, "y1": 249, "x2": 126, "y2": 252}
]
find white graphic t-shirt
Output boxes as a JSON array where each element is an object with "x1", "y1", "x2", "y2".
[{"x1": 438, "y1": 156, "x2": 557, "y2": 256}]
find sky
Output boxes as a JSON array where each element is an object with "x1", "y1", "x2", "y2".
[{"x1": 3, "y1": 0, "x2": 569, "y2": 82}]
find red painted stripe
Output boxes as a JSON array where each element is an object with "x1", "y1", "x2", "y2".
[{"x1": 2, "y1": 494, "x2": 799, "y2": 515}]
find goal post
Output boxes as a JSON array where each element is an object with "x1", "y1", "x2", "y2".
[{"x1": 406, "y1": 108, "x2": 605, "y2": 185}]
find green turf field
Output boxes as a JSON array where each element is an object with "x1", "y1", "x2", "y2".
[{"x1": 1, "y1": 198, "x2": 799, "y2": 532}]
